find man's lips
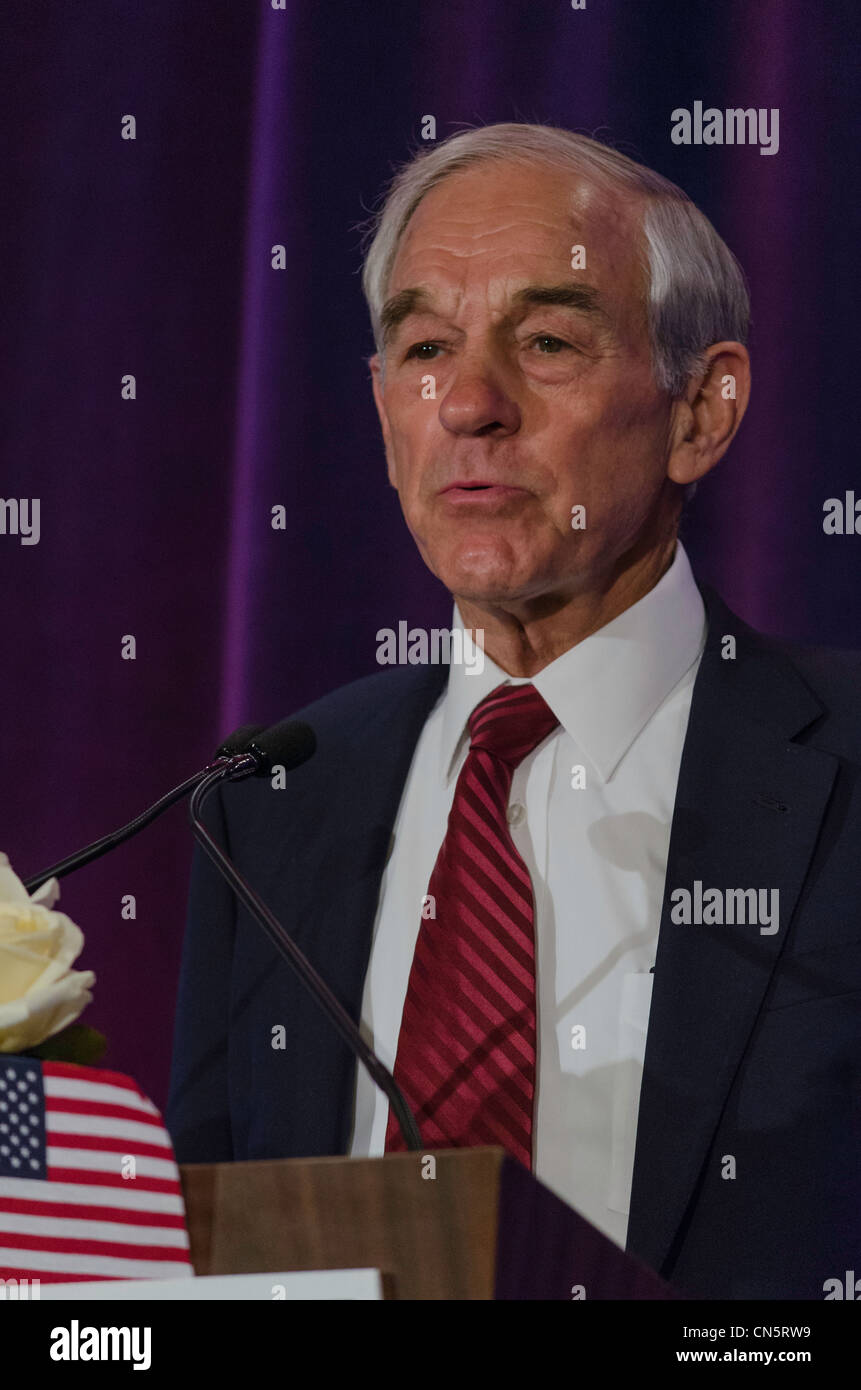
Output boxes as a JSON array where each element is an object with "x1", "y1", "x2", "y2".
[{"x1": 439, "y1": 482, "x2": 530, "y2": 503}]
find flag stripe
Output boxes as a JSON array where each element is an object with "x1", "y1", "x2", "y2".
[
  {"x1": 45, "y1": 1111, "x2": 173, "y2": 1144},
  {"x1": 0, "y1": 1245, "x2": 191, "y2": 1279},
  {"x1": 46, "y1": 1098, "x2": 166, "y2": 1129},
  {"x1": 43, "y1": 1074, "x2": 159, "y2": 1115},
  {"x1": 44, "y1": 1132, "x2": 175, "y2": 1161},
  {"x1": 0, "y1": 1194, "x2": 187, "y2": 1227},
  {"x1": 47, "y1": 1147, "x2": 178, "y2": 1179},
  {"x1": 46, "y1": 1167, "x2": 181, "y2": 1193},
  {"x1": 0, "y1": 1210, "x2": 190, "y2": 1249},
  {"x1": 3, "y1": 1230, "x2": 190, "y2": 1262}
]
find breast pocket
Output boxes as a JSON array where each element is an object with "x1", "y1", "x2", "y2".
[{"x1": 766, "y1": 939, "x2": 861, "y2": 1011}]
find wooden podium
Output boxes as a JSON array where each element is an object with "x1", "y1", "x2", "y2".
[{"x1": 180, "y1": 1148, "x2": 678, "y2": 1300}]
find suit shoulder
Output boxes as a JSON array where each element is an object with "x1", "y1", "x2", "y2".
[
  {"x1": 703, "y1": 583, "x2": 860, "y2": 713},
  {"x1": 699, "y1": 583, "x2": 859, "y2": 759},
  {"x1": 766, "y1": 635, "x2": 861, "y2": 707},
  {"x1": 756, "y1": 632, "x2": 861, "y2": 760}
]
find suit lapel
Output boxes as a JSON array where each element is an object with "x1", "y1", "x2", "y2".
[
  {"x1": 626, "y1": 587, "x2": 838, "y2": 1276},
  {"x1": 279, "y1": 664, "x2": 449, "y2": 1149}
]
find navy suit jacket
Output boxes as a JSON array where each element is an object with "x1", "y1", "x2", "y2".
[{"x1": 166, "y1": 584, "x2": 861, "y2": 1299}]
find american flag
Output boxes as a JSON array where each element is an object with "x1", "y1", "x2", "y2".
[{"x1": 0, "y1": 1057, "x2": 194, "y2": 1283}]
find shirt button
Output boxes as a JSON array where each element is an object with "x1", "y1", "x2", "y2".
[{"x1": 507, "y1": 803, "x2": 525, "y2": 827}]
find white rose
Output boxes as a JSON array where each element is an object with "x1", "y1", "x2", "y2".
[{"x1": 0, "y1": 852, "x2": 95, "y2": 1053}]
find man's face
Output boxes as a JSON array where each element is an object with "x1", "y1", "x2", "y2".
[{"x1": 371, "y1": 160, "x2": 681, "y2": 608}]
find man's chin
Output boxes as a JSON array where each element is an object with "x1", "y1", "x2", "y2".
[
  {"x1": 419, "y1": 540, "x2": 566, "y2": 608},
  {"x1": 450, "y1": 582, "x2": 526, "y2": 606},
  {"x1": 431, "y1": 556, "x2": 589, "y2": 613},
  {"x1": 436, "y1": 567, "x2": 546, "y2": 608}
]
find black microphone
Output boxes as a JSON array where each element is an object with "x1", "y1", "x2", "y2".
[
  {"x1": 22, "y1": 721, "x2": 311, "y2": 894},
  {"x1": 187, "y1": 740, "x2": 424, "y2": 1153},
  {"x1": 244, "y1": 718, "x2": 318, "y2": 775},
  {"x1": 215, "y1": 723, "x2": 267, "y2": 757}
]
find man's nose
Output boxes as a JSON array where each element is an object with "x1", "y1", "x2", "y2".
[{"x1": 437, "y1": 359, "x2": 521, "y2": 437}]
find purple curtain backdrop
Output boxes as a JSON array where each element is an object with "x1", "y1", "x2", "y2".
[{"x1": 1, "y1": 0, "x2": 858, "y2": 1111}]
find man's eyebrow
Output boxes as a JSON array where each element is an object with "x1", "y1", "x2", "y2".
[
  {"x1": 379, "y1": 280, "x2": 612, "y2": 347},
  {"x1": 379, "y1": 288, "x2": 433, "y2": 346},
  {"x1": 510, "y1": 283, "x2": 611, "y2": 320}
]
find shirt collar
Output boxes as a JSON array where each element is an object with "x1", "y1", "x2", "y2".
[{"x1": 440, "y1": 541, "x2": 706, "y2": 785}]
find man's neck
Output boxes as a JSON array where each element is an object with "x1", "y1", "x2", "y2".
[{"x1": 455, "y1": 535, "x2": 678, "y2": 678}]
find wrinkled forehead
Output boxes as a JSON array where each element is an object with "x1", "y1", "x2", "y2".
[{"x1": 387, "y1": 160, "x2": 650, "y2": 322}]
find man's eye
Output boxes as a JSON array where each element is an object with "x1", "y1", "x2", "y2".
[
  {"x1": 529, "y1": 334, "x2": 570, "y2": 354},
  {"x1": 404, "y1": 341, "x2": 441, "y2": 361}
]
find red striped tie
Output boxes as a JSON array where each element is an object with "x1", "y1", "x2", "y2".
[{"x1": 385, "y1": 682, "x2": 559, "y2": 1167}]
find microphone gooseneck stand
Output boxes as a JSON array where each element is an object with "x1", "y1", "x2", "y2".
[
  {"x1": 23, "y1": 754, "x2": 257, "y2": 895},
  {"x1": 190, "y1": 762, "x2": 423, "y2": 1152}
]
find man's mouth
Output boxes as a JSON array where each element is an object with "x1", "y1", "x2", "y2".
[{"x1": 440, "y1": 481, "x2": 530, "y2": 503}]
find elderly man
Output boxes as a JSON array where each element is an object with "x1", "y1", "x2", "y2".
[{"x1": 167, "y1": 124, "x2": 861, "y2": 1300}]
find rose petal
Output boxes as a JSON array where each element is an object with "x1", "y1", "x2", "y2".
[
  {"x1": 30, "y1": 876, "x2": 60, "y2": 910},
  {"x1": 0, "y1": 971, "x2": 96, "y2": 1053}
]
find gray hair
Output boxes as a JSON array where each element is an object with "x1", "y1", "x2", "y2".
[{"x1": 361, "y1": 122, "x2": 750, "y2": 398}]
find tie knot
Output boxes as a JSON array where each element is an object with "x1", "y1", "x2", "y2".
[{"x1": 468, "y1": 683, "x2": 559, "y2": 767}]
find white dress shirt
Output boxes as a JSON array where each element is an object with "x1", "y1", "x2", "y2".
[{"x1": 349, "y1": 542, "x2": 706, "y2": 1248}]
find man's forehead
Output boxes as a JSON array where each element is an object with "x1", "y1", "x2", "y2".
[
  {"x1": 396, "y1": 161, "x2": 639, "y2": 251},
  {"x1": 386, "y1": 161, "x2": 645, "y2": 310}
]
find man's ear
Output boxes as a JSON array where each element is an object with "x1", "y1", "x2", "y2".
[
  {"x1": 369, "y1": 353, "x2": 398, "y2": 488},
  {"x1": 667, "y1": 342, "x2": 751, "y2": 488}
]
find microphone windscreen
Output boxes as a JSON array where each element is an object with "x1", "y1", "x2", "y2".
[
  {"x1": 249, "y1": 719, "x2": 316, "y2": 774},
  {"x1": 216, "y1": 723, "x2": 267, "y2": 758}
]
